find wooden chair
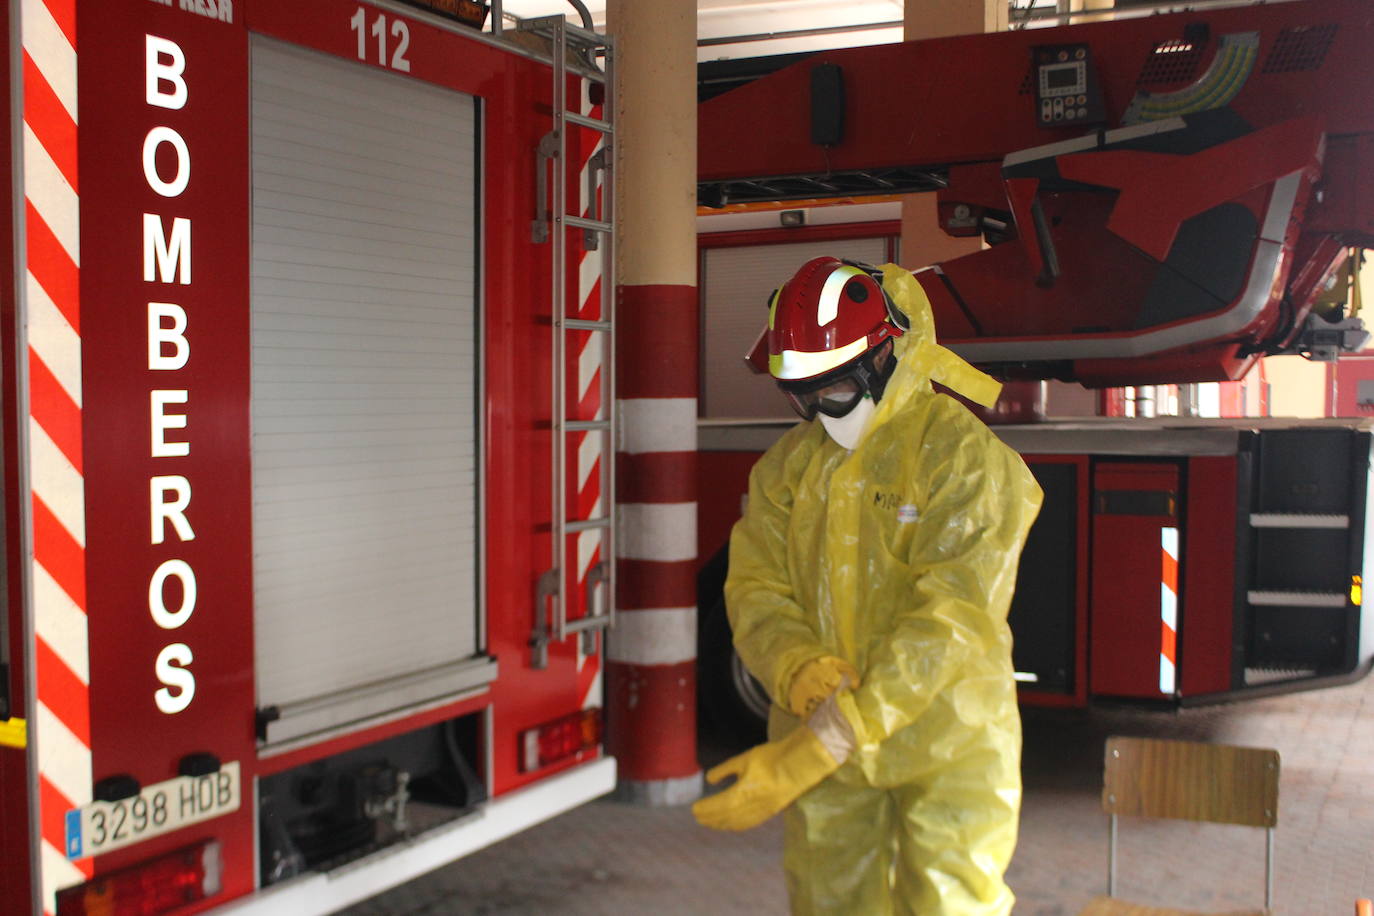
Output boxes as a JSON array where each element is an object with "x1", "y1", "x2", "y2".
[{"x1": 1078, "y1": 736, "x2": 1280, "y2": 916}]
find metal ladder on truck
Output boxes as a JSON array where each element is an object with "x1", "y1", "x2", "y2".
[{"x1": 521, "y1": 16, "x2": 616, "y2": 668}]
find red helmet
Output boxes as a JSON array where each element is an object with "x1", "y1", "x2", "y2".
[
  {"x1": 762, "y1": 257, "x2": 905, "y2": 381},
  {"x1": 745, "y1": 258, "x2": 907, "y2": 419}
]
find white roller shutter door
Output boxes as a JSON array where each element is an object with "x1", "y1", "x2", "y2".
[
  {"x1": 250, "y1": 38, "x2": 492, "y2": 747},
  {"x1": 701, "y1": 237, "x2": 891, "y2": 419}
]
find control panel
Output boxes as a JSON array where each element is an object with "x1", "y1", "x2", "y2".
[{"x1": 1033, "y1": 43, "x2": 1105, "y2": 128}]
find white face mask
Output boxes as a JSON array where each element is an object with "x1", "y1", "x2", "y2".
[{"x1": 819, "y1": 395, "x2": 877, "y2": 450}]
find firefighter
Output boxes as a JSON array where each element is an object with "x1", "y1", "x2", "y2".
[{"x1": 692, "y1": 257, "x2": 1043, "y2": 916}]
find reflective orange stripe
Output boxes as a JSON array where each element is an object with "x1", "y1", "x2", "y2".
[{"x1": 1160, "y1": 527, "x2": 1179, "y2": 695}]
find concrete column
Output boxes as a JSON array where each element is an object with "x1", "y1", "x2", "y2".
[
  {"x1": 604, "y1": 0, "x2": 702, "y2": 806},
  {"x1": 900, "y1": 0, "x2": 1005, "y2": 269}
]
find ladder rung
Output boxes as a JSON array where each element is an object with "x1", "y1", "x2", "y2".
[
  {"x1": 564, "y1": 214, "x2": 612, "y2": 233},
  {"x1": 567, "y1": 419, "x2": 610, "y2": 432},
  {"x1": 561, "y1": 21, "x2": 608, "y2": 46},
  {"x1": 566, "y1": 517, "x2": 611, "y2": 533},
  {"x1": 519, "y1": 18, "x2": 608, "y2": 51},
  {"x1": 565, "y1": 614, "x2": 611, "y2": 635},
  {"x1": 566, "y1": 111, "x2": 613, "y2": 133},
  {"x1": 565, "y1": 318, "x2": 611, "y2": 331}
]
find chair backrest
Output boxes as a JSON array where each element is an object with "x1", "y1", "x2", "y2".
[{"x1": 1103, "y1": 736, "x2": 1280, "y2": 828}]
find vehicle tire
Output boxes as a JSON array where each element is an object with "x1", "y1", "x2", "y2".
[{"x1": 698, "y1": 590, "x2": 770, "y2": 748}]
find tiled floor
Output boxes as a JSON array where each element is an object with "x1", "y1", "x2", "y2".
[{"x1": 341, "y1": 672, "x2": 1374, "y2": 914}]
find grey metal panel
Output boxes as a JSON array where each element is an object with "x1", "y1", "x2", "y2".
[
  {"x1": 699, "y1": 417, "x2": 1374, "y2": 456},
  {"x1": 991, "y1": 422, "x2": 1244, "y2": 456},
  {"x1": 704, "y1": 417, "x2": 1244, "y2": 456},
  {"x1": 259, "y1": 659, "x2": 499, "y2": 750},
  {"x1": 701, "y1": 238, "x2": 889, "y2": 419},
  {"x1": 697, "y1": 418, "x2": 795, "y2": 452},
  {"x1": 993, "y1": 417, "x2": 1374, "y2": 454},
  {"x1": 250, "y1": 36, "x2": 486, "y2": 731}
]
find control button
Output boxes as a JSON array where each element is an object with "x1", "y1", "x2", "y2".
[
  {"x1": 1042, "y1": 101, "x2": 1053, "y2": 117},
  {"x1": 1078, "y1": 107, "x2": 1088, "y2": 118},
  {"x1": 1075, "y1": 48, "x2": 1086, "y2": 59},
  {"x1": 1058, "y1": 50, "x2": 1068, "y2": 61},
  {"x1": 1065, "y1": 109, "x2": 1077, "y2": 120},
  {"x1": 1078, "y1": 95, "x2": 1087, "y2": 105},
  {"x1": 1053, "y1": 110, "x2": 1063, "y2": 120}
]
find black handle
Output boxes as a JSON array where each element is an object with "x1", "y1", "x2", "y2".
[{"x1": 1031, "y1": 198, "x2": 1060, "y2": 287}]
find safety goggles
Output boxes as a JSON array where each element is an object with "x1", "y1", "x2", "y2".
[
  {"x1": 776, "y1": 338, "x2": 896, "y2": 421},
  {"x1": 780, "y1": 375, "x2": 869, "y2": 420}
]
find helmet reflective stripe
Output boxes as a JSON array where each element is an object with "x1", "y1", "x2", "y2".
[
  {"x1": 767, "y1": 287, "x2": 782, "y2": 330},
  {"x1": 816, "y1": 265, "x2": 865, "y2": 328},
  {"x1": 769, "y1": 337, "x2": 868, "y2": 381}
]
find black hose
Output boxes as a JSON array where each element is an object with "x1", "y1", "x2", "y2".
[
  {"x1": 1238, "y1": 293, "x2": 1296, "y2": 357},
  {"x1": 565, "y1": 0, "x2": 593, "y2": 31}
]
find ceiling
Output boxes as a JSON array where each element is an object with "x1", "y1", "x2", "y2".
[
  {"x1": 492, "y1": 0, "x2": 910, "y2": 61},
  {"x1": 490, "y1": 0, "x2": 1251, "y2": 61}
]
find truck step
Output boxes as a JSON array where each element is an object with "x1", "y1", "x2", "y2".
[
  {"x1": 1250, "y1": 513, "x2": 1349, "y2": 529},
  {"x1": 1247, "y1": 590, "x2": 1348, "y2": 608}
]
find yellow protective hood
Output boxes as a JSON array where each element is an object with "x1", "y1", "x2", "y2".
[{"x1": 882, "y1": 262, "x2": 1000, "y2": 405}]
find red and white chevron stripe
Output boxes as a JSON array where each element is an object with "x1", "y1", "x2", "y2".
[
  {"x1": 575, "y1": 88, "x2": 604, "y2": 711},
  {"x1": 22, "y1": 0, "x2": 90, "y2": 910},
  {"x1": 1160, "y1": 526, "x2": 1179, "y2": 696}
]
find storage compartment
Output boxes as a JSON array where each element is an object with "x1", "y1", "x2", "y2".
[
  {"x1": 1089, "y1": 462, "x2": 1181, "y2": 699},
  {"x1": 249, "y1": 37, "x2": 494, "y2": 748},
  {"x1": 258, "y1": 713, "x2": 486, "y2": 884},
  {"x1": 1008, "y1": 460, "x2": 1081, "y2": 693}
]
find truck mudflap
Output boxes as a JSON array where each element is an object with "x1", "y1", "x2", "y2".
[{"x1": 215, "y1": 756, "x2": 616, "y2": 916}]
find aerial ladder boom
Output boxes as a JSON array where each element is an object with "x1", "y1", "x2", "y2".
[{"x1": 697, "y1": 0, "x2": 1374, "y2": 387}]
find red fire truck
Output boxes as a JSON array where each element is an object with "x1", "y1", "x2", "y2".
[
  {"x1": 0, "y1": 1, "x2": 617, "y2": 913},
  {"x1": 693, "y1": 0, "x2": 1374, "y2": 736}
]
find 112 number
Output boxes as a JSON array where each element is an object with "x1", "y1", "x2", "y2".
[{"x1": 350, "y1": 7, "x2": 412, "y2": 73}]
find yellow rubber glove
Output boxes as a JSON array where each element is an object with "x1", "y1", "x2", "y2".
[
  {"x1": 787, "y1": 655, "x2": 859, "y2": 718},
  {"x1": 693, "y1": 693, "x2": 856, "y2": 832}
]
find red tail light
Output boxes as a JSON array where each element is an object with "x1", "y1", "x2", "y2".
[
  {"x1": 519, "y1": 708, "x2": 602, "y2": 772},
  {"x1": 55, "y1": 839, "x2": 220, "y2": 916}
]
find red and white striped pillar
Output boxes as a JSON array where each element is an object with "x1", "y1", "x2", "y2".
[
  {"x1": 19, "y1": 0, "x2": 92, "y2": 910},
  {"x1": 604, "y1": 0, "x2": 701, "y2": 805}
]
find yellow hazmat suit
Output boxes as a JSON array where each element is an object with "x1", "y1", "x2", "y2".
[{"x1": 710, "y1": 264, "x2": 1042, "y2": 915}]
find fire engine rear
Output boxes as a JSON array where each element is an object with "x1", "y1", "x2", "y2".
[{"x1": 0, "y1": 2, "x2": 616, "y2": 913}]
